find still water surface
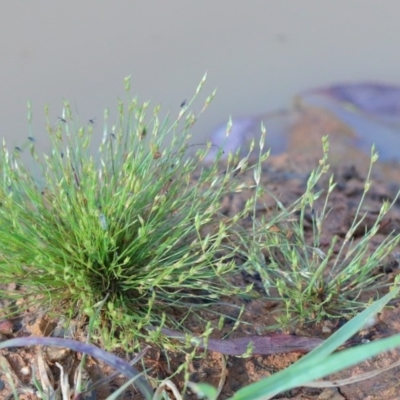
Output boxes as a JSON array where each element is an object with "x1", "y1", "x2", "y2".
[{"x1": 1, "y1": 1, "x2": 400, "y2": 161}]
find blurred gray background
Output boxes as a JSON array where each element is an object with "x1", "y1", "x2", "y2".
[{"x1": 1, "y1": 1, "x2": 400, "y2": 149}]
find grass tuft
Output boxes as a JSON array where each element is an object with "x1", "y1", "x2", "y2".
[
  {"x1": 0, "y1": 76, "x2": 260, "y2": 350},
  {"x1": 243, "y1": 137, "x2": 400, "y2": 326}
]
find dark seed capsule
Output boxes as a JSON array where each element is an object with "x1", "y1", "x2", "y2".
[
  {"x1": 110, "y1": 133, "x2": 116, "y2": 139},
  {"x1": 58, "y1": 117, "x2": 66, "y2": 123},
  {"x1": 180, "y1": 99, "x2": 187, "y2": 108},
  {"x1": 14, "y1": 147, "x2": 22, "y2": 152},
  {"x1": 89, "y1": 118, "x2": 96, "y2": 124},
  {"x1": 28, "y1": 136, "x2": 35, "y2": 142}
]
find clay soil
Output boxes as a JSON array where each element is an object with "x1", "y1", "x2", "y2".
[{"x1": 1, "y1": 153, "x2": 400, "y2": 399}]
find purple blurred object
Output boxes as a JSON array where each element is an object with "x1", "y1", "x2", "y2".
[
  {"x1": 319, "y1": 83, "x2": 400, "y2": 118},
  {"x1": 206, "y1": 82, "x2": 400, "y2": 164},
  {"x1": 205, "y1": 117, "x2": 256, "y2": 161},
  {"x1": 299, "y1": 82, "x2": 400, "y2": 162},
  {"x1": 203, "y1": 111, "x2": 292, "y2": 163}
]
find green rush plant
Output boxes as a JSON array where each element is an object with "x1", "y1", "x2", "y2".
[
  {"x1": 191, "y1": 280, "x2": 400, "y2": 400},
  {"x1": 0, "y1": 75, "x2": 261, "y2": 350},
  {"x1": 243, "y1": 137, "x2": 400, "y2": 326},
  {"x1": 1, "y1": 280, "x2": 399, "y2": 399}
]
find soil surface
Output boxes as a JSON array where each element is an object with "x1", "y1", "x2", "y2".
[{"x1": 1, "y1": 148, "x2": 400, "y2": 399}]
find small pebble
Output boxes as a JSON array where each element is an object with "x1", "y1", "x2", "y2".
[
  {"x1": 45, "y1": 346, "x2": 71, "y2": 363},
  {"x1": 0, "y1": 320, "x2": 13, "y2": 335},
  {"x1": 322, "y1": 325, "x2": 332, "y2": 334},
  {"x1": 20, "y1": 366, "x2": 31, "y2": 376},
  {"x1": 0, "y1": 380, "x2": 5, "y2": 390}
]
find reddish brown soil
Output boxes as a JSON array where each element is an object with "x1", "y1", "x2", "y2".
[{"x1": 1, "y1": 149, "x2": 400, "y2": 399}]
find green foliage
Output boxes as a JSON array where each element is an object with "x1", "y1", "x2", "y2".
[
  {"x1": 2, "y1": 280, "x2": 399, "y2": 399},
  {"x1": 243, "y1": 138, "x2": 400, "y2": 325},
  {"x1": 0, "y1": 75, "x2": 257, "y2": 349},
  {"x1": 191, "y1": 281, "x2": 400, "y2": 400},
  {"x1": 2, "y1": 76, "x2": 400, "y2": 398}
]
